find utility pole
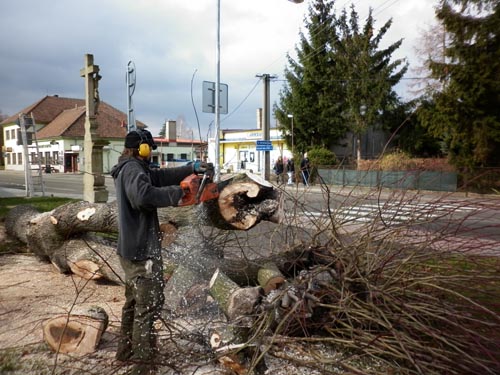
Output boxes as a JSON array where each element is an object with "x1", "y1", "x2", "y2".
[
  {"x1": 256, "y1": 73, "x2": 276, "y2": 181},
  {"x1": 215, "y1": 0, "x2": 221, "y2": 181}
]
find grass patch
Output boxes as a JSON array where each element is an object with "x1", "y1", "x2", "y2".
[
  {"x1": 0, "y1": 348, "x2": 21, "y2": 372},
  {"x1": 0, "y1": 196, "x2": 78, "y2": 221},
  {"x1": 433, "y1": 254, "x2": 500, "y2": 313}
]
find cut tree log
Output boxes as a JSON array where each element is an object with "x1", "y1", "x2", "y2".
[
  {"x1": 42, "y1": 306, "x2": 109, "y2": 356},
  {"x1": 4, "y1": 173, "x2": 283, "y2": 283},
  {"x1": 257, "y1": 262, "x2": 286, "y2": 294},
  {"x1": 215, "y1": 173, "x2": 282, "y2": 230},
  {"x1": 209, "y1": 268, "x2": 263, "y2": 320}
]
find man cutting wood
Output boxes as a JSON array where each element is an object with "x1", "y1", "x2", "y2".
[{"x1": 111, "y1": 128, "x2": 211, "y2": 375}]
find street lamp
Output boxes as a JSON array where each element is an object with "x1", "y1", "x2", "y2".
[{"x1": 287, "y1": 114, "x2": 294, "y2": 157}]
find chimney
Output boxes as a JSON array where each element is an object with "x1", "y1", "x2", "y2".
[
  {"x1": 165, "y1": 120, "x2": 177, "y2": 141},
  {"x1": 256, "y1": 108, "x2": 263, "y2": 130}
]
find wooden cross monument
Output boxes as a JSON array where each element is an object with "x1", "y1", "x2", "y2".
[{"x1": 80, "y1": 54, "x2": 109, "y2": 203}]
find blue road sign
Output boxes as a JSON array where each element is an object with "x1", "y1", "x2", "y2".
[
  {"x1": 256, "y1": 145, "x2": 273, "y2": 151},
  {"x1": 256, "y1": 140, "x2": 272, "y2": 146}
]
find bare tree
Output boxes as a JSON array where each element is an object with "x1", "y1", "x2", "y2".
[{"x1": 408, "y1": 22, "x2": 448, "y2": 97}]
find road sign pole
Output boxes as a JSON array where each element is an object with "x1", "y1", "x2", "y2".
[{"x1": 214, "y1": 0, "x2": 221, "y2": 181}]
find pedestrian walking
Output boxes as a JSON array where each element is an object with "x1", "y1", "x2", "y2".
[
  {"x1": 286, "y1": 158, "x2": 295, "y2": 185},
  {"x1": 273, "y1": 156, "x2": 284, "y2": 184},
  {"x1": 300, "y1": 152, "x2": 310, "y2": 186}
]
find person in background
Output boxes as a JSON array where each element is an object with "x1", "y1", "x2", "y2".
[
  {"x1": 111, "y1": 128, "x2": 210, "y2": 375},
  {"x1": 287, "y1": 158, "x2": 295, "y2": 185},
  {"x1": 300, "y1": 152, "x2": 310, "y2": 186},
  {"x1": 273, "y1": 156, "x2": 284, "y2": 184}
]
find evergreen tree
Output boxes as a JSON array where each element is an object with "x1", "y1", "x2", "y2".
[
  {"x1": 275, "y1": 0, "x2": 407, "y2": 161},
  {"x1": 419, "y1": 0, "x2": 500, "y2": 169},
  {"x1": 335, "y1": 6, "x2": 407, "y2": 164},
  {"x1": 274, "y1": 0, "x2": 346, "y2": 154},
  {"x1": 388, "y1": 99, "x2": 443, "y2": 157}
]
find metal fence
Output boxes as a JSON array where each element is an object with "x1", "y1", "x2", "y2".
[{"x1": 317, "y1": 168, "x2": 458, "y2": 192}]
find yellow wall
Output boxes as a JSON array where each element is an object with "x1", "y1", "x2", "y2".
[{"x1": 216, "y1": 128, "x2": 292, "y2": 173}]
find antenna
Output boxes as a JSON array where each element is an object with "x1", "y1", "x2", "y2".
[{"x1": 126, "y1": 61, "x2": 136, "y2": 132}]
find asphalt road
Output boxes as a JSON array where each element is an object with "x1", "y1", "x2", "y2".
[{"x1": 0, "y1": 170, "x2": 116, "y2": 200}]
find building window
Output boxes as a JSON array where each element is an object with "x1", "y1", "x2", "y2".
[
  {"x1": 45, "y1": 151, "x2": 51, "y2": 164},
  {"x1": 6, "y1": 153, "x2": 11, "y2": 165},
  {"x1": 12, "y1": 153, "x2": 17, "y2": 165},
  {"x1": 5, "y1": 130, "x2": 10, "y2": 140},
  {"x1": 18, "y1": 153, "x2": 22, "y2": 165},
  {"x1": 11, "y1": 129, "x2": 16, "y2": 140},
  {"x1": 167, "y1": 153, "x2": 174, "y2": 161},
  {"x1": 180, "y1": 153, "x2": 187, "y2": 160},
  {"x1": 53, "y1": 151, "x2": 59, "y2": 164}
]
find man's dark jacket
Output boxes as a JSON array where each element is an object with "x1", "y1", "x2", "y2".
[{"x1": 111, "y1": 157, "x2": 193, "y2": 261}]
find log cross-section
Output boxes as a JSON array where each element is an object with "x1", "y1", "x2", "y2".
[{"x1": 42, "y1": 306, "x2": 109, "y2": 356}]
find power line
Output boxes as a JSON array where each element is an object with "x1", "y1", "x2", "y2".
[
  {"x1": 220, "y1": 77, "x2": 263, "y2": 123},
  {"x1": 373, "y1": 0, "x2": 401, "y2": 17}
]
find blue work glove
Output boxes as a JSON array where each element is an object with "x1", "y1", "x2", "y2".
[{"x1": 193, "y1": 161, "x2": 214, "y2": 174}]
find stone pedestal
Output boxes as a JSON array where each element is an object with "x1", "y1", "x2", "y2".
[{"x1": 83, "y1": 139, "x2": 109, "y2": 203}]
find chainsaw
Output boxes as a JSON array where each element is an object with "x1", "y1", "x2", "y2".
[{"x1": 179, "y1": 171, "x2": 220, "y2": 206}]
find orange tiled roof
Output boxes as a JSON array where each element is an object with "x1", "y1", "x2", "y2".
[
  {"x1": 1, "y1": 96, "x2": 84, "y2": 125},
  {"x1": 1, "y1": 95, "x2": 145, "y2": 140}
]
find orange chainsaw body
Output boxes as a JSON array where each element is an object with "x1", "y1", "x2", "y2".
[{"x1": 179, "y1": 173, "x2": 219, "y2": 206}]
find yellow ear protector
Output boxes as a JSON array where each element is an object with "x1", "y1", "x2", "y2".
[{"x1": 137, "y1": 130, "x2": 151, "y2": 158}]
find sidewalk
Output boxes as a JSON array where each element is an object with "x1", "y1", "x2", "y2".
[{"x1": 0, "y1": 186, "x2": 28, "y2": 198}]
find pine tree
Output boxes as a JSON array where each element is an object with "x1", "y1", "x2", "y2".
[
  {"x1": 274, "y1": 0, "x2": 346, "y2": 154},
  {"x1": 275, "y1": 0, "x2": 407, "y2": 162},
  {"x1": 335, "y1": 6, "x2": 407, "y2": 164},
  {"x1": 419, "y1": 0, "x2": 500, "y2": 169}
]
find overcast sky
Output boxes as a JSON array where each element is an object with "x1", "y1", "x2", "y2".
[{"x1": 0, "y1": 0, "x2": 438, "y2": 140}]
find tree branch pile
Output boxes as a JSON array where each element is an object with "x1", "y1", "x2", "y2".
[{"x1": 3, "y1": 182, "x2": 500, "y2": 374}]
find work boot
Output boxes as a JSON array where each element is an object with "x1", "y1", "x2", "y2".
[
  {"x1": 116, "y1": 337, "x2": 133, "y2": 362},
  {"x1": 128, "y1": 361, "x2": 157, "y2": 375}
]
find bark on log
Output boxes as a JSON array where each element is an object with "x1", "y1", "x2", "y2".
[
  {"x1": 57, "y1": 234, "x2": 124, "y2": 284},
  {"x1": 4, "y1": 174, "x2": 283, "y2": 283},
  {"x1": 209, "y1": 268, "x2": 263, "y2": 320},
  {"x1": 257, "y1": 262, "x2": 286, "y2": 294},
  {"x1": 6, "y1": 203, "x2": 328, "y2": 286},
  {"x1": 164, "y1": 264, "x2": 203, "y2": 312},
  {"x1": 42, "y1": 306, "x2": 109, "y2": 356}
]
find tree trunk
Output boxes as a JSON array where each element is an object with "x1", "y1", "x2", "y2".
[{"x1": 4, "y1": 173, "x2": 283, "y2": 283}]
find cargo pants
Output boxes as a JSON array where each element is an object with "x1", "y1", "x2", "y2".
[{"x1": 116, "y1": 255, "x2": 165, "y2": 365}]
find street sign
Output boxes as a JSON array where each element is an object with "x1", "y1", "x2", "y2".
[
  {"x1": 256, "y1": 145, "x2": 273, "y2": 151},
  {"x1": 256, "y1": 140, "x2": 272, "y2": 146},
  {"x1": 202, "y1": 81, "x2": 228, "y2": 114}
]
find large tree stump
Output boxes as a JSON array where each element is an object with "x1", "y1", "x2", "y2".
[{"x1": 42, "y1": 306, "x2": 109, "y2": 356}]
